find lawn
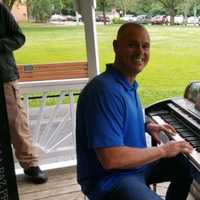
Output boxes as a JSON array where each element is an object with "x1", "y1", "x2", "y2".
[{"x1": 15, "y1": 23, "x2": 200, "y2": 106}]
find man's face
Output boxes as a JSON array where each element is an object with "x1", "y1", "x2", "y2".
[{"x1": 113, "y1": 26, "x2": 150, "y2": 76}]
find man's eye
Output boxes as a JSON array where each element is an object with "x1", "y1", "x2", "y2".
[
  {"x1": 128, "y1": 43, "x2": 137, "y2": 48},
  {"x1": 143, "y1": 44, "x2": 150, "y2": 49}
]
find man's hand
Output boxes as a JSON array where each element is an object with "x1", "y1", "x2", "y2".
[
  {"x1": 159, "y1": 140, "x2": 193, "y2": 158},
  {"x1": 146, "y1": 122, "x2": 176, "y2": 144}
]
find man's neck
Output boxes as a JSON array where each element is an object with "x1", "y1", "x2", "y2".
[{"x1": 112, "y1": 63, "x2": 136, "y2": 84}]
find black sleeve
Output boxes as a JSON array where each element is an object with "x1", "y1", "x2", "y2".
[{"x1": 0, "y1": 3, "x2": 25, "y2": 53}]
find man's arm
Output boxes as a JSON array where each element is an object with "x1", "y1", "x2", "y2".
[
  {"x1": 0, "y1": 3, "x2": 25, "y2": 53},
  {"x1": 86, "y1": 84, "x2": 192, "y2": 170},
  {"x1": 96, "y1": 141, "x2": 193, "y2": 170}
]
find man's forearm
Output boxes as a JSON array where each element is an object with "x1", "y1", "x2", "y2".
[{"x1": 96, "y1": 146, "x2": 165, "y2": 170}]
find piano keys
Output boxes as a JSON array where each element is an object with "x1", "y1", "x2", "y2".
[{"x1": 145, "y1": 81, "x2": 200, "y2": 199}]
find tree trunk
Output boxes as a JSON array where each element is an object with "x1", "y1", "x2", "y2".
[
  {"x1": 2, "y1": 0, "x2": 16, "y2": 10},
  {"x1": 102, "y1": 1, "x2": 107, "y2": 25},
  {"x1": 9, "y1": 0, "x2": 16, "y2": 10},
  {"x1": 183, "y1": 3, "x2": 187, "y2": 26},
  {"x1": 169, "y1": 9, "x2": 176, "y2": 25}
]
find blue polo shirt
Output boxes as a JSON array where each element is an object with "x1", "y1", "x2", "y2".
[{"x1": 76, "y1": 64, "x2": 147, "y2": 200}]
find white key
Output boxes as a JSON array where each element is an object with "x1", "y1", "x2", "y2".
[{"x1": 151, "y1": 115, "x2": 200, "y2": 169}]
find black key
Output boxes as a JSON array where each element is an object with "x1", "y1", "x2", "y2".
[
  {"x1": 161, "y1": 115, "x2": 176, "y2": 121},
  {"x1": 161, "y1": 116, "x2": 173, "y2": 120},
  {"x1": 176, "y1": 128, "x2": 189, "y2": 132},
  {"x1": 179, "y1": 132, "x2": 193, "y2": 137},
  {"x1": 189, "y1": 141, "x2": 200, "y2": 147},
  {"x1": 192, "y1": 144, "x2": 200, "y2": 148},
  {"x1": 172, "y1": 124, "x2": 184, "y2": 129},
  {"x1": 165, "y1": 119, "x2": 177, "y2": 124},
  {"x1": 185, "y1": 137, "x2": 200, "y2": 142},
  {"x1": 164, "y1": 119, "x2": 178, "y2": 123}
]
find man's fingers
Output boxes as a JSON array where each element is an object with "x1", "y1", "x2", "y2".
[
  {"x1": 153, "y1": 134, "x2": 161, "y2": 144},
  {"x1": 178, "y1": 141, "x2": 193, "y2": 153},
  {"x1": 181, "y1": 141, "x2": 193, "y2": 149},
  {"x1": 161, "y1": 124, "x2": 176, "y2": 134},
  {"x1": 164, "y1": 140, "x2": 193, "y2": 157}
]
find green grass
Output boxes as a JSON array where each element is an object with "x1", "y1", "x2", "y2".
[{"x1": 15, "y1": 23, "x2": 200, "y2": 106}]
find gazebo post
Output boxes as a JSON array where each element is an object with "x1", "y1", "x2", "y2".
[{"x1": 75, "y1": 0, "x2": 100, "y2": 79}]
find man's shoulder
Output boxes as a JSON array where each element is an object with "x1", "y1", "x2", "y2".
[{"x1": 87, "y1": 71, "x2": 119, "y2": 93}]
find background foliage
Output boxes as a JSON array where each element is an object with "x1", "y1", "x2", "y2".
[
  {"x1": 15, "y1": 23, "x2": 200, "y2": 106},
  {"x1": 3, "y1": 0, "x2": 200, "y2": 22}
]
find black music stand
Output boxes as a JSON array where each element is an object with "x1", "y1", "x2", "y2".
[{"x1": 0, "y1": 81, "x2": 19, "y2": 199}]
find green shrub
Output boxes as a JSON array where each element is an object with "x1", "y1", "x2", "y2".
[{"x1": 112, "y1": 18, "x2": 123, "y2": 24}]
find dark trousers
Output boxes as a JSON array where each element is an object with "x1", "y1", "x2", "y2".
[{"x1": 104, "y1": 154, "x2": 193, "y2": 200}]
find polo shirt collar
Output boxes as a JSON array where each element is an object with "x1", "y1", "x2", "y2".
[{"x1": 106, "y1": 64, "x2": 138, "y2": 91}]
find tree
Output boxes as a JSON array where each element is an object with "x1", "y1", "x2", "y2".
[
  {"x1": 119, "y1": 0, "x2": 135, "y2": 15},
  {"x1": 149, "y1": 2, "x2": 166, "y2": 16},
  {"x1": 61, "y1": 0, "x2": 74, "y2": 15},
  {"x1": 28, "y1": 0, "x2": 52, "y2": 22},
  {"x1": 156, "y1": 0, "x2": 182, "y2": 25},
  {"x1": 97, "y1": 0, "x2": 112, "y2": 25},
  {"x1": 188, "y1": 0, "x2": 200, "y2": 16},
  {"x1": 177, "y1": 0, "x2": 193, "y2": 25},
  {"x1": 26, "y1": 0, "x2": 32, "y2": 20},
  {"x1": 134, "y1": 0, "x2": 154, "y2": 15},
  {"x1": 26, "y1": 0, "x2": 75, "y2": 22},
  {"x1": 2, "y1": 0, "x2": 19, "y2": 10},
  {"x1": 50, "y1": 0, "x2": 63, "y2": 14}
]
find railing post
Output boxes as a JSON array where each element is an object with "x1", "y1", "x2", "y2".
[{"x1": 69, "y1": 91, "x2": 76, "y2": 156}]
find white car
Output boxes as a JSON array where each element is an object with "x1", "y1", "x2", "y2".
[
  {"x1": 121, "y1": 15, "x2": 136, "y2": 22},
  {"x1": 50, "y1": 14, "x2": 67, "y2": 22},
  {"x1": 187, "y1": 16, "x2": 199, "y2": 25},
  {"x1": 174, "y1": 15, "x2": 184, "y2": 25}
]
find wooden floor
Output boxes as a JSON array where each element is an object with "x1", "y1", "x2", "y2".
[
  {"x1": 17, "y1": 166, "x2": 84, "y2": 200},
  {"x1": 17, "y1": 166, "x2": 195, "y2": 200}
]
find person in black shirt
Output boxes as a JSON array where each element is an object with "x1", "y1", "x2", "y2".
[{"x1": 0, "y1": 2, "x2": 47, "y2": 184}]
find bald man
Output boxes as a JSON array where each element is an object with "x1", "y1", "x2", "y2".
[{"x1": 76, "y1": 23, "x2": 193, "y2": 200}]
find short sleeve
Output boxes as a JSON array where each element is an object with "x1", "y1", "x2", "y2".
[{"x1": 85, "y1": 88, "x2": 125, "y2": 148}]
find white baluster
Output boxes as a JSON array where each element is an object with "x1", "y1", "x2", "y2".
[
  {"x1": 69, "y1": 91, "x2": 76, "y2": 157},
  {"x1": 39, "y1": 91, "x2": 66, "y2": 147},
  {"x1": 33, "y1": 92, "x2": 48, "y2": 146}
]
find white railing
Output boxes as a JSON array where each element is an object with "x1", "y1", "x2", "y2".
[{"x1": 17, "y1": 78, "x2": 88, "y2": 171}]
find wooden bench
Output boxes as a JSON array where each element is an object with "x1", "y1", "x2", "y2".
[{"x1": 17, "y1": 61, "x2": 88, "y2": 82}]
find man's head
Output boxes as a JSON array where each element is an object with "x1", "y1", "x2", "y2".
[{"x1": 113, "y1": 23, "x2": 150, "y2": 78}]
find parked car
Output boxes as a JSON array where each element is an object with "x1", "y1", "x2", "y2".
[
  {"x1": 135, "y1": 15, "x2": 151, "y2": 24},
  {"x1": 120, "y1": 15, "x2": 136, "y2": 22},
  {"x1": 187, "y1": 16, "x2": 199, "y2": 25},
  {"x1": 151, "y1": 15, "x2": 168, "y2": 25},
  {"x1": 50, "y1": 14, "x2": 67, "y2": 22},
  {"x1": 96, "y1": 15, "x2": 111, "y2": 23},
  {"x1": 73, "y1": 14, "x2": 82, "y2": 22},
  {"x1": 174, "y1": 15, "x2": 184, "y2": 25},
  {"x1": 65, "y1": 15, "x2": 76, "y2": 21}
]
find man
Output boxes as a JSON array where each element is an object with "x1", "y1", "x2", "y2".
[
  {"x1": 0, "y1": 2, "x2": 47, "y2": 184},
  {"x1": 76, "y1": 23, "x2": 193, "y2": 200}
]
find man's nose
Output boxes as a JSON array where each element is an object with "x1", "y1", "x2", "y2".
[{"x1": 135, "y1": 45, "x2": 143, "y2": 54}]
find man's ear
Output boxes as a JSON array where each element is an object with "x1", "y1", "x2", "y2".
[{"x1": 113, "y1": 40, "x2": 117, "y2": 52}]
